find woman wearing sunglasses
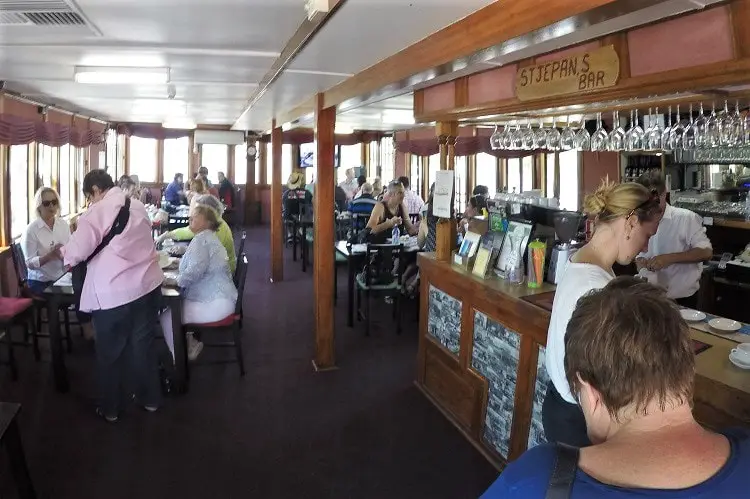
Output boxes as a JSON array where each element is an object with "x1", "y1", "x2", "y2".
[
  {"x1": 543, "y1": 181, "x2": 663, "y2": 447},
  {"x1": 20, "y1": 187, "x2": 70, "y2": 295}
]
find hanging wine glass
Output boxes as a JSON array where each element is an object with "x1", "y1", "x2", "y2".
[
  {"x1": 533, "y1": 117, "x2": 547, "y2": 149},
  {"x1": 732, "y1": 101, "x2": 745, "y2": 147},
  {"x1": 668, "y1": 105, "x2": 685, "y2": 150},
  {"x1": 522, "y1": 119, "x2": 535, "y2": 150},
  {"x1": 574, "y1": 117, "x2": 591, "y2": 151},
  {"x1": 693, "y1": 103, "x2": 707, "y2": 149},
  {"x1": 625, "y1": 109, "x2": 644, "y2": 151},
  {"x1": 661, "y1": 106, "x2": 673, "y2": 151},
  {"x1": 591, "y1": 113, "x2": 609, "y2": 151},
  {"x1": 608, "y1": 110, "x2": 626, "y2": 151},
  {"x1": 682, "y1": 104, "x2": 696, "y2": 150},
  {"x1": 706, "y1": 102, "x2": 720, "y2": 148},
  {"x1": 511, "y1": 122, "x2": 524, "y2": 150},
  {"x1": 546, "y1": 118, "x2": 561, "y2": 151},
  {"x1": 720, "y1": 100, "x2": 735, "y2": 146},
  {"x1": 490, "y1": 125, "x2": 502, "y2": 150},
  {"x1": 560, "y1": 115, "x2": 576, "y2": 151},
  {"x1": 501, "y1": 123, "x2": 513, "y2": 150}
]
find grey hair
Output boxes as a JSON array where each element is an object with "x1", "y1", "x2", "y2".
[{"x1": 192, "y1": 194, "x2": 225, "y2": 216}]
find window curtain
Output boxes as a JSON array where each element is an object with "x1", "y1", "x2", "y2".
[{"x1": 0, "y1": 114, "x2": 105, "y2": 147}]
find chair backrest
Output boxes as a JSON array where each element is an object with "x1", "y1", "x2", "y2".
[
  {"x1": 351, "y1": 213, "x2": 370, "y2": 233},
  {"x1": 409, "y1": 213, "x2": 421, "y2": 225},
  {"x1": 9, "y1": 242, "x2": 28, "y2": 290},
  {"x1": 234, "y1": 253, "x2": 249, "y2": 315},
  {"x1": 363, "y1": 243, "x2": 403, "y2": 287},
  {"x1": 167, "y1": 215, "x2": 190, "y2": 231},
  {"x1": 236, "y1": 230, "x2": 247, "y2": 261}
]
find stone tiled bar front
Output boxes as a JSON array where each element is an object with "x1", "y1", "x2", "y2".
[{"x1": 416, "y1": 253, "x2": 750, "y2": 470}]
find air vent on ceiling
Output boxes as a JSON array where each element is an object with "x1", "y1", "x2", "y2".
[{"x1": 0, "y1": 0, "x2": 98, "y2": 31}]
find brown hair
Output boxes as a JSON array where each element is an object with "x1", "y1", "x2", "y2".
[
  {"x1": 564, "y1": 276, "x2": 694, "y2": 421},
  {"x1": 192, "y1": 204, "x2": 221, "y2": 231},
  {"x1": 189, "y1": 178, "x2": 207, "y2": 194},
  {"x1": 636, "y1": 170, "x2": 667, "y2": 195},
  {"x1": 583, "y1": 180, "x2": 660, "y2": 223}
]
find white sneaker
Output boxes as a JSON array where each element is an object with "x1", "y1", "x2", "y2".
[{"x1": 188, "y1": 339, "x2": 204, "y2": 361}]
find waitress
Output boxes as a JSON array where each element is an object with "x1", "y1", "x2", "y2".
[
  {"x1": 543, "y1": 181, "x2": 661, "y2": 446},
  {"x1": 635, "y1": 171, "x2": 713, "y2": 308}
]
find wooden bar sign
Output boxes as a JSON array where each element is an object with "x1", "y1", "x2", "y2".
[{"x1": 516, "y1": 45, "x2": 620, "y2": 101}]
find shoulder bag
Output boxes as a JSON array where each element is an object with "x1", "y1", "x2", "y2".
[{"x1": 545, "y1": 443, "x2": 580, "y2": 499}]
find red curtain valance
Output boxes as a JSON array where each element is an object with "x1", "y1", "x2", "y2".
[
  {"x1": 396, "y1": 136, "x2": 549, "y2": 158},
  {"x1": 0, "y1": 114, "x2": 105, "y2": 147}
]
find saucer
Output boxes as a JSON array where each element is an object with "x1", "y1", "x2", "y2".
[
  {"x1": 729, "y1": 352, "x2": 750, "y2": 370},
  {"x1": 680, "y1": 309, "x2": 706, "y2": 322},
  {"x1": 708, "y1": 318, "x2": 742, "y2": 333}
]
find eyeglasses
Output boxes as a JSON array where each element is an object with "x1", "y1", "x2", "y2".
[
  {"x1": 627, "y1": 189, "x2": 659, "y2": 221},
  {"x1": 41, "y1": 199, "x2": 59, "y2": 208}
]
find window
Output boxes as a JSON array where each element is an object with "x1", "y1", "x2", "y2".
[
  {"x1": 455, "y1": 156, "x2": 467, "y2": 213},
  {"x1": 115, "y1": 134, "x2": 126, "y2": 180},
  {"x1": 282, "y1": 144, "x2": 292, "y2": 185},
  {"x1": 546, "y1": 153, "x2": 557, "y2": 198},
  {"x1": 255, "y1": 145, "x2": 262, "y2": 184},
  {"x1": 339, "y1": 144, "x2": 360, "y2": 184},
  {"x1": 9, "y1": 144, "x2": 30, "y2": 237},
  {"x1": 507, "y1": 158, "x2": 521, "y2": 194},
  {"x1": 369, "y1": 140, "x2": 380, "y2": 179},
  {"x1": 233, "y1": 145, "x2": 247, "y2": 185},
  {"x1": 559, "y1": 151, "x2": 580, "y2": 211},
  {"x1": 522, "y1": 156, "x2": 534, "y2": 192},
  {"x1": 264, "y1": 142, "x2": 271, "y2": 184},
  {"x1": 200, "y1": 144, "x2": 228, "y2": 185},
  {"x1": 476, "y1": 153, "x2": 497, "y2": 196},
  {"x1": 106, "y1": 129, "x2": 117, "y2": 173},
  {"x1": 59, "y1": 145, "x2": 71, "y2": 216},
  {"x1": 380, "y1": 136, "x2": 394, "y2": 184},
  {"x1": 38, "y1": 144, "x2": 55, "y2": 188},
  {"x1": 428, "y1": 154, "x2": 440, "y2": 189},
  {"x1": 410, "y1": 155, "x2": 422, "y2": 199},
  {"x1": 128, "y1": 137, "x2": 158, "y2": 182},
  {"x1": 163, "y1": 137, "x2": 189, "y2": 183},
  {"x1": 75, "y1": 148, "x2": 86, "y2": 209}
]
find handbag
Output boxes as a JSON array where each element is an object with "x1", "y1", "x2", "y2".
[
  {"x1": 71, "y1": 198, "x2": 131, "y2": 310},
  {"x1": 545, "y1": 443, "x2": 580, "y2": 499}
]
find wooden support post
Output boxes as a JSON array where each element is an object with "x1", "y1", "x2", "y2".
[
  {"x1": 246, "y1": 137, "x2": 257, "y2": 224},
  {"x1": 313, "y1": 93, "x2": 337, "y2": 371},
  {"x1": 435, "y1": 122, "x2": 458, "y2": 262},
  {"x1": 270, "y1": 122, "x2": 284, "y2": 282}
]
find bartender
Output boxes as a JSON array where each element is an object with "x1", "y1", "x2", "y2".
[{"x1": 635, "y1": 171, "x2": 713, "y2": 308}]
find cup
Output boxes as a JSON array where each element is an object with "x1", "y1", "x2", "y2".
[{"x1": 731, "y1": 343, "x2": 750, "y2": 363}]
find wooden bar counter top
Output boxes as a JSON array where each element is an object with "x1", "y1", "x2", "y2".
[{"x1": 416, "y1": 252, "x2": 750, "y2": 471}]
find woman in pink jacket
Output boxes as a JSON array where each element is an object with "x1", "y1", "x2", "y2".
[{"x1": 59, "y1": 170, "x2": 164, "y2": 422}]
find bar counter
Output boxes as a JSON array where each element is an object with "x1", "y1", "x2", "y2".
[{"x1": 416, "y1": 253, "x2": 750, "y2": 471}]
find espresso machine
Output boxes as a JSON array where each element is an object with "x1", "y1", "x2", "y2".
[{"x1": 547, "y1": 211, "x2": 584, "y2": 284}]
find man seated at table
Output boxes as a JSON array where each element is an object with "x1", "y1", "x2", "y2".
[
  {"x1": 349, "y1": 182, "x2": 378, "y2": 229},
  {"x1": 156, "y1": 194, "x2": 236, "y2": 273},
  {"x1": 164, "y1": 173, "x2": 186, "y2": 206}
]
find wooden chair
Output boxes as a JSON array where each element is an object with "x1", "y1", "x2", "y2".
[
  {"x1": 0, "y1": 298, "x2": 35, "y2": 380},
  {"x1": 183, "y1": 254, "x2": 249, "y2": 377},
  {"x1": 9, "y1": 243, "x2": 74, "y2": 359},
  {"x1": 356, "y1": 243, "x2": 404, "y2": 336}
]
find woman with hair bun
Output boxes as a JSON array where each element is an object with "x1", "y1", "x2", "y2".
[{"x1": 542, "y1": 181, "x2": 663, "y2": 447}]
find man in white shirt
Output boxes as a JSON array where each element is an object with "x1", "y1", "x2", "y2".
[
  {"x1": 636, "y1": 171, "x2": 713, "y2": 308},
  {"x1": 338, "y1": 168, "x2": 358, "y2": 200},
  {"x1": 398, "y1": 176, "x2": 424, "y2": 215}
]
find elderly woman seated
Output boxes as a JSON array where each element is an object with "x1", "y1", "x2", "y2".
[
  {"x1": 156, "y1": 194, "x2": 236, "y2": 273},
  {"x1": 481, "y1": 276, "x2": 749, "y2": 498},
  {"x1": 160, "y1": 197, "x2": 238, "y2": 361}
]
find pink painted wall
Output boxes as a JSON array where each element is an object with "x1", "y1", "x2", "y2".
[
  {"x1": 628, "y1": 6, "x2": 734, "y2": 77},
  {"x1": 467, "y1": 65, "x2": 517, "y2": 106},
  {"x1": 422, "y1": 81, "x2": 455, "y2": 113}
]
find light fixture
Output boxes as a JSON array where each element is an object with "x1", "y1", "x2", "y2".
[
  {"x1": 381, "y1": 110, "x2": 415, "y2": 125},
  {"x1": 74, "y1": 66, "x2": 170, "y2": 84},
  {"x1": 163, "y1": 118, "x2": 196, "y2": 130},
  {"x1": 131, "y1": 99, "x2": 187, "y2": 116},
  {"x1": 282, "y1": 123, "x2": 293, "y2": 131}
]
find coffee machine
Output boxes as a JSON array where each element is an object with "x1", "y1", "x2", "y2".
[{"x1": 547, "y1": 211, "x2": 584, "y2": 284}]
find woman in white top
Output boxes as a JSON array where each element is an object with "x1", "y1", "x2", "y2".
[
  {"x1": 542, "y1": 181, "x2": 662, "y2": 447},
  {"x1": 20, "y1": 187, "x2": 71, "y2": 295}
]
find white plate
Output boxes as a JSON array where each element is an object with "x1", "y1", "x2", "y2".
[
  {"x1": 708, "y1": 318, "x2": 742, "y2": 333},
  {"x1": 680, "y1": 309, "x2": 706, "y2": 322},
  {"x1": 729, "y1": 352, "x2": 750, "y2": 370}
]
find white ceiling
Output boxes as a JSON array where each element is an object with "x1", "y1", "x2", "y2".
[{"x1": 0, "y1": 0, "x2": 495, "y2": 130}]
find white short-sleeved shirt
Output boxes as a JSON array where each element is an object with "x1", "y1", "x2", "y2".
[
  {"x1": 546, "y1": 262, "x2": 613, "y2": 404},
  {"x1": 638, "y1": 204, "x2": 712, "y2": 299},
  {"x1": 20, "y1": 217, "x2": 71, "y2": 282}
]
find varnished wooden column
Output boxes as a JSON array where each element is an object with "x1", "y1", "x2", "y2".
[
  {"x1": 270, "y1": 122, "x2": 284, "y2": 282},
  {"x1": 435, "y1": 122, "x2": 458, "y2": 262},
  {"x1": 313, "y1": 93, "x2": 337, "y2": 371}
]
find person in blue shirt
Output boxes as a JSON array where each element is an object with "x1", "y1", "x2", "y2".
[
  {"x1": 348, "y1": 182, "x2": 378, "y2": 232},
  {"x1": 164, "y1": 173, "x2": 185, "y2": 206},
  {"x1": 482, "y1": 276, "x2": 750, "y2": 499}
]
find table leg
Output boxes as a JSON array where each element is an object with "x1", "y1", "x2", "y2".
[
  {"x1": 302, "y1": 224, "x2": 308, "y2": 273},
  {"x1": 47, "y1": 295, "x2": 69, "y2": 393},
  {"x1": 4, "y1": 418, "x2": 37, "y2": 499},
  {"x1": 347, "y1": 255, "x2": 354, "y2": 327},
  {"x1": 170, "y1": 299, "x2": 188, "y2": 394}
]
